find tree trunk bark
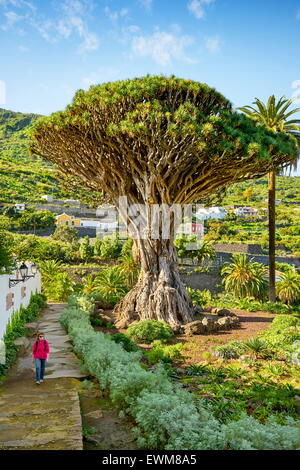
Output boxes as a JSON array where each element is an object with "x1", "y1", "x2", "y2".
[
  {"x1": 114, "y1": 238, "x2": 195, "y2": 331},
  {"x1": 268, "y1": 170, "x2": 276, "y2": 302}
]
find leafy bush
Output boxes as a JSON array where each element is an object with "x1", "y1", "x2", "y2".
[
  {"x1": 222, "y1": 415, "x2": 300, "y2": 450},
  {"x1": 110, "y1": 333, "x2": 140, "y2": 352},
  {"x1": 126, "y1": 320, "x2": 174, "y2": 344},
  {"x1": 260, "y1": 315, "x2": 300, "y2": 352},
  {"x1": 186, "y1": 287, "x2": 212, "y2": 307},
  {"x1": 145, "y1": 340, "x2": 184, "y2": 365},
  {"x1": 52, "y1": 225, "x2": 78, "y2": 243},
  {"x1": 118, "y1": 252, "x2": 140, "y2": 288},
  {"x1": 121, "y1": 238, "x2": 134, "y2": 256},
  {"x1": 99, "y1": 236, "x2": 122, "y2": 260},
  {"x1": 213, "y1": 293, "x2": 293, "y2": 315},
  {"x1": 79, "y1": 236, "x2": 94, "y2": 262},
  {"x1": 0, "y1": 230, "x2": 15, "y2": 273},
  {"x1": 45, "y1": 272, "x2": 74, "y2": 301},
  {"x1": 90, "y1": 317, "x2": 106, "y2": 327},
  {"x1": 0, "y1": 293, "x2": 46, "y2": 377}
]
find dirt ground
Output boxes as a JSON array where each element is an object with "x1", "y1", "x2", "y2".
[
  {"x1": 95, "y1": 308, "x2": 276, "y2": 364},
  {"x1": 175, "y1": 309, "x2": 276, "y2": 364}
]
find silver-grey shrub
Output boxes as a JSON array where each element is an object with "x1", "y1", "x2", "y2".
[{"x1": 60, "y1": 295, "x2": 300, "y2": 450}]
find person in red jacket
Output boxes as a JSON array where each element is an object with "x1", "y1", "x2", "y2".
[{"x1": 32, "y1": 332, "x2": 50, "y2": 384}]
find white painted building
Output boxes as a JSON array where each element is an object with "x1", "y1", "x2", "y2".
[
  {"x1": 41, "y1": 194, "x2": 54, "y2": 202},
  {"x1": 194, "y1": 206, "x2": 227, "y2": 220},
  {"x1": 15, "y1": 203, "x2": 26, "y2": 211},
  {"x1": 0, "y1": 268, "x2": 41, "y2": 341}
]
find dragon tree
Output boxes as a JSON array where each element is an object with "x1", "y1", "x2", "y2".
[{"x1": 30, "y1": 76, "x2": 298, "y2": 330}]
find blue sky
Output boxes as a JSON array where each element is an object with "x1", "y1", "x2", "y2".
[{"x1": 0, "y1": 0, "x2": 299, "y2": 115}]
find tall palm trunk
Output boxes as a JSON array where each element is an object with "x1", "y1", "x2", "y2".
[{"x1": 268, "y1": 170, "x2": 276, "y2": 302}]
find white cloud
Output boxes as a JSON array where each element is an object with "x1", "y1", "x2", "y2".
[
  {"x1": 138, "y1": 0, "x2": 152, "y2": 12},
  {"x1": 205, "y1": 35, "x2": 221, "y2": 53},
  {"x1": 104, "y1": 6, "x2": 129, "y2": 21},
  {"x1": 124, "y1": 24, "x2": 140, "y2": 34},
  {"x1": 0, "y1": 0, "x2": 100, "y2": 53},
  {"x1": 131, "y1": 27, "x2": 196, "y2": 66},
  {"x1": 78, "y1": 31, "x2": 99, "y2": 53},
  {"x1": 4, "y1": 10, "x2": 22, "y2": 24},
  {"x1": 187, "y1": 0, "x2": 215, "y2": 20}
]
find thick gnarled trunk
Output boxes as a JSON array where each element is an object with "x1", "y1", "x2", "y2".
[{"x1": 114, "y1": 238, "x2": 195, "y2": 331}]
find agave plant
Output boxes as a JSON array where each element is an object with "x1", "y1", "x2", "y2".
[
  {"x1": 276, "y1": 270, "x2": 300, "y2": 305},
  {"x1": 221, "y1": 254, "x2": 268, "y2": 300},
  {"x1": 244, "y1": 338, "x2": 269, "y2": 359}
]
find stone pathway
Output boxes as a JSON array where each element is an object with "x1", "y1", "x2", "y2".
[{"x1": 0, "y1": 303, "x2": 86, "y2": 450}]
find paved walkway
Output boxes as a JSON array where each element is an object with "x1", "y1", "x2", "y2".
[{"x1": 0, "y1": 303, "x2": 86, "y2": 450}]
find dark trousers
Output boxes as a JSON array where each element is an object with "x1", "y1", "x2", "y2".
[{"x1": 35, "y1": 358, "x2": 46, "y2": 382}]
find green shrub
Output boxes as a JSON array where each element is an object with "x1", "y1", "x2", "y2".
[
  {"x1": 145, "y1": 340, "x2": 184, "y2": 365},
  {"x1": 90, "y1": 317, "x2": 106, "y2": 327},
  {"x1": 99, "y1": 236, "x2": 122, "y2": 260},
  {"x1": 45, "y1": 272, "x2": 74, "y2": 301},
  {"x1": 260, "y1": 315, "x2": 300, "y2": 351},
  {"x1": 126, "y1": 320, "x2": 174, "y2": 344},
  {"x1": 110, "y1": 333, "x2": 140, "y2": 352},
  {"x1": 0, "y1": 293, "x2": 46, "y2": 377},
  {"x1": 214, "y1": 341, "x2": 245, "y2": 359},
  {"x1": 186, "y1": 288, "x2": 213, "y2": 307},
  {"x1": 244, "y1": 338, "x2": 270, "y2": 359}
]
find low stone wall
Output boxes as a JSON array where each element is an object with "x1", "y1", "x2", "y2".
[
  {"x1": 213, "y1": 243, "x2": 264, "y2": 254},
  {"x1": 180, "y1": 267, "x2": 222, "y2": 294},
  {"x1": 215, "y1": 252, "x2": 300, "y2": 267}
]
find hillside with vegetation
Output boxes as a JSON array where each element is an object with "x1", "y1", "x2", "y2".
[{"x1": 0, "y1": 108, "x2": 102, "y2": 205}]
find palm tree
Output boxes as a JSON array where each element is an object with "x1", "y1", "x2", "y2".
[
  {"x1": 221, "y1": 253, "x2": 268, "y2": 300},
  {"x1": 38, "y1": 259, "x2": 64, "y2": 284},
  {"x1": 239, "y1": 96, "x2": 300, "y2": 302},
  {"x1": 276, "y1": 270, "x2": 300, "y2": 305},
  {"x1": 118, "y1": 252, "x2": 140, "y2": 288},
  {"x1": 93, "y1": 267, "x2": 128, "y2": 305},
  {"x1": 194, "y1": 241, "x2": 215, "y2": 265},
  {"x1": 83, "y1": 274, "x2": 97, "y2": 295}
]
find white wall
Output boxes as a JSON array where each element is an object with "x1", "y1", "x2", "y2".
[{"x1": 0, "y1": 269, "x2": 41, "y2": 341}]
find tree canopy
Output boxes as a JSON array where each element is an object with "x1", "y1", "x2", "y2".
[
  {"x1": 30, "y1": 75, "x2": 299, "y2": 207},
  {"x1": 0, "y1": 230, "x2": 15, "y2": 273},
  {"x1": 29, "y1": 76, "x2": 300, "y2": 329}
]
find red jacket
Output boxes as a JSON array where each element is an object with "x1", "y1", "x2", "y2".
[{"x1": 32, "y1": 340, "x2": 50, "y2": 360}]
